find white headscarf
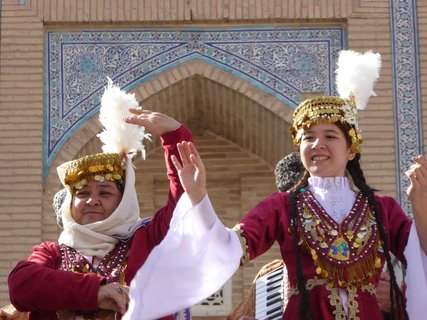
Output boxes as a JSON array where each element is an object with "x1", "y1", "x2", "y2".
[{"x1": 58, "y1": 160, "x2": 142, "y2": 258}]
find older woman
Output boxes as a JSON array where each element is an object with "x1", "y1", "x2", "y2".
[{"x1": 8, "y1": 81, "x2": 194, "y2": 320}]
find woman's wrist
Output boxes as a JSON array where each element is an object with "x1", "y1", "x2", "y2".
[{"x1": 189, "y1": 190, "x2": 207, "y2": 206}]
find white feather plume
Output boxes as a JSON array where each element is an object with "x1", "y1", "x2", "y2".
[
  {"x1": 97, "y1": 78, "x2": 150, "y2": 158},
  {"x1": 335, "y1": 50, "x2": 381, "y2": 110}
]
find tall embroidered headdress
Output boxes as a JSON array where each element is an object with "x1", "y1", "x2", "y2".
[
  {"x1": 57, "y1": 78, "x2": 149, "y2": 193},
  {"x1": 290, "y1": 50, "x2": 382, "y2": 153},
  {"x1": 56, "y1": 78, "x2": 149, "y2": 258}
]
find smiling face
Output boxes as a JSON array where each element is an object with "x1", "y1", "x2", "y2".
[
  {"x1": 299, "y1": 121, "x2": 356, "y2": 178},
  {"x1": 71, "y1": 179, "x2": 123, "y2": 225}
]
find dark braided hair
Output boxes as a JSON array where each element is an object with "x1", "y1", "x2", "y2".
[
  {"x1": 289, "y1": 171, "x2": 313, "y2": 320},
  {"x1": 338, "y1": 122, "x2": 408, "y2": 320},
  {"x1": 346, "y1": 153, "x2": 407, "y2": 320}
]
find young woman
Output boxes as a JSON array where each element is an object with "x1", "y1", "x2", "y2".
[
  {"x1": 168, "y1": 102, "x2": 423, "y2": 320},
  {"x1": 124, "y1": 51, "x2": 427, "y2": 320}
]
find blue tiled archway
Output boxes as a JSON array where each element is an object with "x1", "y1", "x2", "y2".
[{"x1": 44, "y1": 25, "x2": 345, "y2": 175}]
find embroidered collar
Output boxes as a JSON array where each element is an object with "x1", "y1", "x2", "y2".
[
  {"x1": 308, "y1": 177, "x2": 356, "y2": 224},
  {"x1": 58, "y1": 241, "x2": 129, "y2": 283},
  {"x1": 308, "y1": 176, "x2": 350, "y2": 191},
  {"x1": 297, "y1": 190, "x2": 383, "y2": 287},
  {"x1": 57, "y1": 242, "x2": 130, "y2": 319}
]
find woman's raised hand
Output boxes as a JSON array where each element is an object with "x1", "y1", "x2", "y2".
[
  {"x1": 171, "y1": 141, "x2": 206, "y2": 205},
  {"x1": 405, "y1": 155, "x2": 427, "y2": 254},
  {"x1": 405, "y1": 155, "x2": 427, "y2": 201},
  {"x1": 124, "y1": 108, "x2": 180, "y2": 136}
]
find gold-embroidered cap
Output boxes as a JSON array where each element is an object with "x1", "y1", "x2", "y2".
[
  {"x1": 290, "y1": 50, "x2": 381, "y2": 154},
  {"x1": 56, "y1": 78, "x2": 149, "y2": 194},
  {"x1": 58, "y1": 152, "x2": 125, "y2": 194},
  {"x1": 290, "y1": 95, "x2": 363, "y2": 153}
]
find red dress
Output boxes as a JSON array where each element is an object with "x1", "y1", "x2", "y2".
[
  {"x1": 8, "y1": 125, "x2": 193, "y2": 320},
  {"x1": 236, "y1": 190, "x2": 412, "y2": 320}
]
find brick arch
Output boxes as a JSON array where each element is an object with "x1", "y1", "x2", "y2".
[
  {"x1": 44, "y1": 27, "x2": 345, "y2": 176},
  {"x1": 44, "y1": 60, "x2": 294, "y2": 185},
  {"x1": 43, "y1": 61, "x2": 295, "y2": 241},
  {"x1": 49, "y1": 59, "x2": 295, "y2": 170},
  {"x1": 127, "y1": 59, "x2": 295, "y2": 168},
  {"x1": 131, "y1": 59, "x2": 294, "y2": 124}
]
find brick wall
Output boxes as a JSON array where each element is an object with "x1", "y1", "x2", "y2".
[
  {"x1": 1, "y1": 0, "x2": 426, "y2": 313},
  {"x1": 0, "y1": 0, "x2": 45, "y2": 306}
]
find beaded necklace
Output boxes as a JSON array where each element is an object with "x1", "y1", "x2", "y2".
[
  {"x1": 58, "y1": 241, "x2": 129, "y2": 283},
  {"x1": 297, "y1": 190, "x2": 383, "y2": 288},
  {"x1": 56, "y1": 242, "x2": 130, "y2": 320}
]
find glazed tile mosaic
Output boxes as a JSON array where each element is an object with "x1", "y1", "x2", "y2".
[
  {"x1": 390, "y1": 0, "x2": 422, "y2": 213},
  {"x1": 44, "y1": 26, "x2": 345, "y2": 174}
]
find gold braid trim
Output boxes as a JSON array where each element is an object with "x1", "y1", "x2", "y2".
[
  {"x1": 360, "y1": 282, "x2": 376, "y2": 295},
  {"x1": 289, "y1": 276, "x2": 327, "y2": 296},
  {"x1": 232, "y1": 223, "x2": 250, "y2": 264},
  {"x1": 328, "y1": 286, "x2": 347, "y2": 320},
  {"x1": 118, "y1": 262, "x2": 128, "y2": 285},
  {"x1": 289, "y1": 277, "x2": 377, "y2": 320},
  {"x1": 346, "y1": 285, "x2": 360, "y2": 320}
]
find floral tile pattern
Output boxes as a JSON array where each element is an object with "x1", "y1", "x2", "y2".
[
  {"x1": 44, "y1": 26, "x2": 345, "y2": 174},
  {"x1": 390, "y1": 0, "x2": 422, "y2": 214}
]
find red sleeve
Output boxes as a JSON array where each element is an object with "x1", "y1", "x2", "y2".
[
  {"x1": 238, "y1": 192, "x2": 288, "y2": 260},
  {"x1": 8, "y1": 242, "x2": 103, "y2": 312},
  {"x1": 146, "y1": 124, "x2": 194, "y2": 243},
  {"x1": 124, "y1": 125, "x2": 195, "y2": 283},
  {"x1": 377, "y1": 195, "x2": 412, "y2": 265}
]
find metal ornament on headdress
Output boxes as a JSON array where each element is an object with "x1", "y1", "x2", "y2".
[
  {"x1": 57, "y1": 78, "x2": 150, "y2": 193},
  {"x1": 290, "y1": 50, "x2": 382, "y2": 153}
]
